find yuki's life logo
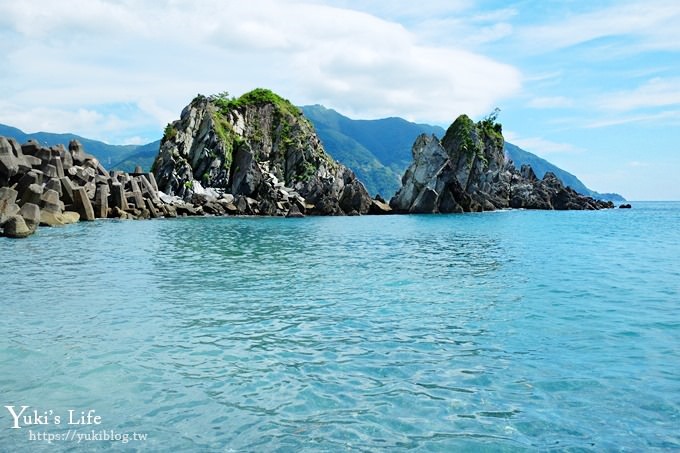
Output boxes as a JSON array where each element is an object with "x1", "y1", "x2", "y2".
[{"x1": 4, "y1": 406, "x2": 102, "y2": 429}]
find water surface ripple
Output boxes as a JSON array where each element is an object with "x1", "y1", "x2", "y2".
[{"x1": 1, "y1": 202, "x2": 678, "y2": 451}]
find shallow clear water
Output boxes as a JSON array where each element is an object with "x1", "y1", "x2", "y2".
[{"x1": 1, "y1": 202, "x2": 679, "y2": 451}]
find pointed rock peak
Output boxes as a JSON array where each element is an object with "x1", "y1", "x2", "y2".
[{"x1": 391, "y1": 113, "x2": 614, "y2": 214}]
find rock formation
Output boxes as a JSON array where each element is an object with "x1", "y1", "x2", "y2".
[
  {"x1": 152, "y1": 89, "x2": 380, "y2": 216},
  {"x1": 391, "y1": 114, "x2": 614, "y2": 213}
]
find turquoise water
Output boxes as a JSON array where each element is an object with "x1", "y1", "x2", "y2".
[{"x1": 1, "y1": 202, "x2": 678, "y2": 451}]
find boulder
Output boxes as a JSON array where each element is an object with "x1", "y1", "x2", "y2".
[
  {"x1": 60, "y1": 177, "x2": 77, "y2": 205},
  {"x1": 94, "y1": 184, "x2": 109, "y2": 218},
  {"x1": 40, "y1": 210, "x2": 80, "y2": 227},
  {"x1": 69, "y1": 140, "x2": 87, "y2": 164},
  {"x1": 369, "y1": 198, "x2": 392, "y2": 215},
  {"x1": 0, "y1": 187, "x2": 20, "y2": 226},
  {"x1": 285, "y1": 204, "x2": 305, "y2": 218},
  {"x1": 73, "y1": 187, "x2": 95, "y2": 221},
  {"x1": 19, "y1": 203, "x2": 40, "y2": 232},
  {"x1": 2, "y1": 215, "x2": 32, "y2": 238},
  {"x1": 45, "y1": 178, "x2": 63, "y2": 196},
  {"x1": 16, "y1": 170, "x2": 43, "y2": 197},
  {"x1": 20, "y1": 140, "x2": 39, "y2": 156},
  {"x1": 49, "y1": 156, "x2": 65, "y2": 178},
  {"x1": 110, "y1": 182, "x2": 129, "y2": 211},
  {"x1": 20, "y1": 183, "x2": 43, "y2": 207},
  {"x1": 40, "y1": 189, "x2": 63, "y2": 213},
  {"x1": 144, "y1": 198, "x2": 160, "y2": 218},
  {"x1": 0, "y1": 136, "x2": 19, "y2": 184},
  {"x1": 619, "y1": 203, "x2": 632, "y2": 209}
]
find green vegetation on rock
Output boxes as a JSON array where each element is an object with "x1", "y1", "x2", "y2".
[
  {"x1": 443, "y1": 114, "x2": 484, "y2": 166},
  {"x1": 214, "y1": 88, "x2": 302, "y2": 119},
  {"x1": 210, "y1": 111, "x2": 235, "y2": 171},
  {"x1": 163, "y1": 123, "x2": 177, "y2": 142},
  {"x1": 478, "y1": 108, "x2": 503, "y2": 151}
]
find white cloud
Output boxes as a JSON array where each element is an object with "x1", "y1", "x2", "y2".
[
  {"x1": 628, "y1": 161, "x2": 650, "y2": 168},
  {"x1": 596, "y1": 78, "x2": 680, "y2": 111},
  {"x1": 0, "y1": 100, "x2": 137, "y2": 143},
  {"x1": 517, "y1": 0, "x2": 680, "y2": 54},
  {"x1": 0, "y1": 0, "x2": 522, "y2": 143},
  {"x1": 585, "y1": 110, "x2": 680, "y2": 128},
  {"x1": 504, "y1": 132, "x2": 583, "y2": 155}
]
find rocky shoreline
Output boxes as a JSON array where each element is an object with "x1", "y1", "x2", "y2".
[
  {"x1": 0, "y1": 91, "x2": 623, "y2": 240},
  {"x1": 0, "y1": 136, "x2": 307, "y2": 239}
]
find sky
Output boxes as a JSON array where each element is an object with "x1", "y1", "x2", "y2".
[{"x1": 0, "y1": 0, "x2": 678, "y2": 200}]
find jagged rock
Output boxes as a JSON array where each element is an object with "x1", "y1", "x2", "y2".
[
  {"x1": 69, "y1": 140, "x2": 88, "y2": 165},
  {"x1": 49, "y1": 156, "x2": 65, "y2": 178},
  {"x1": 45, "y1": 178, "x2": 63, "y2": 196},
  {"x1": 222, "y1": 202, "x2": 239, "y2": 215},
  {"x1": 20, "y1": 203, "x2": 40, "y2": 232},
  {"x1": 20, "y1": 140, "x2": 40, "y2": 156},
  {"x1": 203, "y1": 201, "x2": 225, "y2": 216},
  {"x1": 41, "y1": 189, "x2": 63, "y2": 214},
  {"x1": 42, "y1": 163, "x2": 58, "y2": 179},
  {"x1": 391, "y1": 114, "x2": 613, "y2": 213},
  {"x1": 110, "y1": 206, "x2": 130, "y2": 219},
  {"x1": 95, "y1": 184, "x2": 109, "y2": 218},
  {"x1": 60, "y1": 177, "x2": 76, "y2": 205},
  {"x1": 3, "y1": 215, "x2": 32, "y2": 238},
  {"x1": 20, "y1": 183, "x2": 43, "y2": 207},
  {"x1": 144, "y1": 198, "x2": 160, "y2": 218},
  {"x1": 0, "y1": 187, "x2": 20, "y2": 226},
  {"x1": 285, "y1": 204, "x2": 304, "y2": 218},
  {"x1": 16, "y1": 170, "x2": 43, "y2": 197},
  {"x1": 369, "y1": 198, "x2": 392, "y2": 215},
  {"x1": 0, "y1": 136, "x2": 19, "y2": 185},
  {"x1": 152, "y1": 89, "x2": 372, "y2": 216},
  {"x1": 619, "y1": 203, "x2": 632, "y2": 209},
  {"x1": 73, "y1": 187, "x2": 95, "y2": 221},
  {"x1": 40, "y1": 210, "x2": 80, "y2": 227},
  {"x1": 110, "y1": 182, "x2": 129, "y2": 211}
]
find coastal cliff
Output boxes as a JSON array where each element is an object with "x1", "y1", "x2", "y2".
[
  {"x1": 391, "y1": 113, "x2": 614, "y2": 213},
  {"x1": 152, "y1": 89, "x2": 382, "y2": 216}
]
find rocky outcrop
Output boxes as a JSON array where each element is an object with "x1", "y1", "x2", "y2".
[
  {"x1": 152, "y1": 89, "x2": 378, "y2": 216},
  {"x1": 391, "y1": 114, "x2": 613, "y2": 213}
]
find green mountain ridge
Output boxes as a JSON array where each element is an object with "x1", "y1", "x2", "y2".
[{"x1": 0, "y1": 124, "x2": 138, "y2": 168}]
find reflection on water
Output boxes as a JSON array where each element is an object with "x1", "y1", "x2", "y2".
[{"x1": 1, "y1": 205, "x2": 679, "y2": 451}]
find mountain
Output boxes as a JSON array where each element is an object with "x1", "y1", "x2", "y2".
[
  {"x1": 301, "y1": 105, "x2": 444, "y2": 198},
  {"x1": 111, "y1": 140, "x2": 161, "y2": 173},
  {"x1": 0, "y1": 124, "x2": 138, "y2": 168},
  {"x1": 300, "y1": 106, "x2": 624, "y2": 202}
]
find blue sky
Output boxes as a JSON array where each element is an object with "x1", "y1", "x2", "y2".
[{"x1": 0, "y1": 0, "x2": 678, "y2": 199}]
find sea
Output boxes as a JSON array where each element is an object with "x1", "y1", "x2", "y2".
[{"x1": 1, "y1": 202, "x2": 678, "y2": 452}]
